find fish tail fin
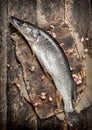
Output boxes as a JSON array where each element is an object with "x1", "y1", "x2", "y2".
[{"x1": 65, "y1": 111, "x2": 79, "y2": 127}]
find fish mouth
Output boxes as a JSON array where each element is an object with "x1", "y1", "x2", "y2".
[{"x1": 9, "y1": 16, "x2": 23, "y2": 30}]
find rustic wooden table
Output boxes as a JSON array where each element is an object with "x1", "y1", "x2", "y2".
[{"x1": 0, "y1": 0, "x2": 92, "y2": 130}]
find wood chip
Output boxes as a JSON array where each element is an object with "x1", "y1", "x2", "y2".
[
  {"x1": 7, "y1": 64, "x2": 12, "y2": 69},
  {"x1": 40, "y1": 95, "x2": 46, "y2": 100},
  {"x1": 41, "y1": 92, "x2": 47, "y2": 96},
  {"x1": 50, "y1": 25, "x2": 55, "y2": 30},
  {"x1": 33, "y1": 102, "x2": 40, "y2": 107},
  {"x1": 7, "y1": 64, "x2": 10, "y2": 67},
  {"x1": 82, "y1": 53, "x2": 87, "y2": 60},
  {"x1": 76, "y1": 79, "x2": 82, "y2": 85},
  {"x1": 52, "y1": 32, "x2": 56, "y2": 38},
  {"x1": 60, "y1": 43, "x2": 65, "y2": 47},
  {"x1": 48, "y1": 95, "x2": 53, "y2": 102},
  {"x1": 40, "y1": 92, "x2": 47, "y2": 100},
  {"x1": 85, "y1": 37, "x2": 89, "y2": 41},
  {"x1": 16, "y1": 83, "x2": 21, "y2": 88},
  {"x1": 40, "y1": 74, "x2": 45, "y2": 81},
  {"x1": 84, "y1": 48, "x2": 88, "y2": 53},
  {"x1": 29, "y1": 65, "x2": 35, "y2": 72},
  {"x1": 80, "y1": 37, "x2": 84, "y2": 42}
]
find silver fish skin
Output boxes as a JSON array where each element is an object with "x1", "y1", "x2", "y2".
[{"x1": 10, "y1": 16, "x2": 79, "y2": 126}]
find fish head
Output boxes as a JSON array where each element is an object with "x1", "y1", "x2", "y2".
[{"x1": 10, "y1": 16, "x2": 40, "y2": 42}]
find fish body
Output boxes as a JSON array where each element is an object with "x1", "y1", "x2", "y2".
[{"x1": 10, "y1": 16, "x2": 79, "y2": 126}]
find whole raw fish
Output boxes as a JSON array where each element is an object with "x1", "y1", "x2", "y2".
[{"x1": 10, "y1": 16, "x2": 79, "y2": 126}]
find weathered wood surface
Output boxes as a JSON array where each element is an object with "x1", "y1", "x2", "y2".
[
  {"x1": 65, "y1": 0, "x2": 92, "y2": 112},
  {"x1": 7, "y1": 0, "x2": 65, "y2": 129},
  {"x1": 0, "y1": 0, "x2": 7, "y2": 130},
  {"x1": 0, "y1": 0, "x2": 92, "y2": 130},
  {"x1": 7, "y1": 0, "x2": 37, "y2": 130}
]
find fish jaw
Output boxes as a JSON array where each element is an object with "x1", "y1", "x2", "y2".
[{"x1": 10, "y1": 16, "x2": 24, "y2": 31}]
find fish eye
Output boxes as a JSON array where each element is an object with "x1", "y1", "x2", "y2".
[{"x1": 37, "y1": 32, "x2": 41, "y2": 36}]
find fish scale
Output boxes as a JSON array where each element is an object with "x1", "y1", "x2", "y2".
[{"x1": 10, "y1": 16, "x2": 79, "y2": 126}]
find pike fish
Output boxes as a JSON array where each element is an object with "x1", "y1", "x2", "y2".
[{"x1": 10, "y1": 16, "x2": 79, "y2": 126}]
